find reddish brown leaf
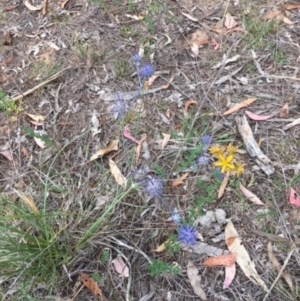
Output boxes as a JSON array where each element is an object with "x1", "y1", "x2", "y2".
[
  {"x1": 245, "y1": 110, "x2": 273, "y2": 121},
  {"x1": 289, "y1": 188, "x2": 300, "y2": 207},
  {"x1": 285, "y1": 4, "x2": 300, "y2": 10},
  {"x1": 262, "y1": 11, "x2": 280, "y2": 20},
  {"x1": 184, "y1": 100, "x2": 197, "y2": 112},
  {"x1": 202, "y1": 254, "x2": 236, "y2": 267},
  {"x1": 171, "y1": 173, "x2": 188, "y2": 188},
  {"x1": 279, "y1": 103, "x2": 289, "y2": 118},
  {"x1": 223, "y1": 98, "x2": 256, "y2": 116},
  {"x1": 79, "y1": 273, "x2": 103, "y2": 301}
]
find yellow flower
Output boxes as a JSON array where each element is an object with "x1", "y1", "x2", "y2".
[
  {"x1": 214, "y1": 154, "x2": 235, "y2": 173},
  {"x1": 209, "y1": 145, "x2": 223, "y2": 157},
  {"x1": 227, "y1": 144, "x2": 238, "y2": 155},
  {"x1": 234, "y1": 163, "x2": 245, "y2": 177}
]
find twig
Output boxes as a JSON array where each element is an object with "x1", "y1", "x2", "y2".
[
  {"x1": 12, "y1": 67, "x2": 71, "y2": 101},
  {"x1": 262, "y1": 247, "x2": 295, "y2": 301}
]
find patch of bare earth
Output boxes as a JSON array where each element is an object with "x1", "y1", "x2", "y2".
[{"x1": 1, "y1": 0, "x2": 300, "y2": 300}]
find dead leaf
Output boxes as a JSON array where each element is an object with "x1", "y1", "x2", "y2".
[
  {"x1": 282, "y1": 16, "x2": 294, "y2": 25},
  {"x1": 58, "y1": 0, "x2": 70, "y2": 8},
  {"x1": 112, "y1": 256, "x2": 130, "y2": 277},
  {"x1": 223, "y1": 264, "x2": 236, "y2": 289},
  {"x1": 171, "y1": 173, "x2": 188, "y2": 188},
  {"x1": 279, "y1": 103, "x2": 289, "y2": 118},
  {"x1": 109, "y1": 159, "x2": 127, "y2": 188},
  {"x1": 189, "y1": 30, "x2": 209, "y2": 46},
  {"x1": 90, "y1": 140, "x2": 119, "y2": 161},
  {"x1": 79, "y1": 273, "x2": 103, "y2": 301},
  {"x1": 289, "y1": 188, "x2": 300, "y2": 207},
  {"x1": 24, "y1": 0, "x2": 42, "y2": 11},
  {"x1": 34, "y1": 137, "x2": 46, "y2": 149},
  {"x1": 15, "y1": 190, "x2": 40, "y2": 214},
  {"x1": 225, "y1": 221, "x2": 268, "y2": 292},
  {"x1": 187, "y1": 261, "x2": 207, "y2": 300},
  {"x1": 267, "y1": 242, "x2": 294, "y2": 293},
  {"x1": 161, "y1": 133, "x2": 171, "y2": 150},
  {"x1": 125, "y1": 13, "x2": 145, "y2": 20},
  {"x1": 135, "y1": 134, "x2": 147, "y2": 164},
  {"x1": 145, "y1": 75, "x2": 159, "y2": 90},
  {"x1": 262, "y1": 11, "x2": 280, "y2": 20},
  {"x1": 285, "y1": 4, "x2": 300, "y2": 10},
  {"x1": 239, "y1": 183, "x2": 266, "y2": 205},
  {"x1": 202, "y1": 254, "x2": 236, "y2": 267},
  {"x1": 181, "y1": 11, "x2": 198, "y2": 22},
  {"x1": 25, "y1": 113, "x2": 45, "y2": 123},
  {"x1": 42, "y1": 0, "x2": 48, "y2": 15},
  {"x1": 0, "y1": 150, "x2": 13, "y2": 161},
  {"x1": 218, "y1": 171, "x2": 230, "y2": 199},
  {"x1": 224, "y1": 13, "x2": 238, "y2": 29},
  {"x1": 154, "y1": 239, "x2": 171, "y2": 252},
  {"x1": 245, "y1": 110, "x2": 273, "y2": 121},
  {"x1": 223, "y1": 98, "x2": 257, "y2": 116},
  {"x1": 184, "y1": 100, "x2": 198, "y2": 112},
  {"x1": 124, "y1": 127, "x2": 139, "y2": 144}
]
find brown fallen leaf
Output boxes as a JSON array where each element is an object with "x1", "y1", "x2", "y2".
[
  {"x1": 285, "y1": 4, "x2": 300, "y2": 10},
  {"x1": 262, "y1": 11, "x2": 280, "y2": 20},
  {"x1": 217, "y1": 171, "x2": 230, "y2": 199},
  {"x1": 282, "y1": 16, "x2": 294, "y2": 25},
  {"x1": 145, "y1": 75, "x2": 159, "y2": 90},
  {"x1": 239, "y1": 183, "x2": 266, "y2": 206},
  {"x1": 171, "y1": 173, "x2": 188, "y2": 188},
  {"x1": 135, "y1": 134, "x2": 147, "y2": 164},
  {"x1": 154, "y1": 239, "x2": 171, "y2": 253},
  {"x1": 224, "y1": 13, "x2": 238, "y2": 29},
  {"x1": 245, "y1": 110, "x2": 273, "y2": 121},
  {"x1": 188, "y1": 30, "x2": 209, "y2": 56},
  {"x1": 223, "y1": 98, "x2": 256, "y2": 116},
  {"x1": 225, "y1": 221, "x2": 268, "y2": 292},
  {"x1": 267, "y1": 242, "x2": 294, "y2": 293},
  {"x1": 90, "y1": 140, "x2": 119, "y2": 161},
  {"x1": 79, "y1": 273, "x2": 103, "y2": 301},
  {"x1": 58, "y1": 0, "x2": 70, "y2": 8},
  {"x1": 279, "y1": 102, "x2": 289, "y2": 118},
  {"x1": 42, "y1": 0, "x2": 48, "y2": 15},
  {"x1": 161, "y1": 133, "x2": 171, "y2": 150},
  {"x1": 0, "y1": 150, "x2": 13, "y2": 161},
  {"x1": 202, "y1": 253, "x2": 236, "y2": 267},
  {"x1": 25, "y1": 113, "x2": 45, "y2": 123},
  {"x1": 109, "y1": 159, "x2": 127, "y2": 188},
  {"x1": 187, "y1": 261, "x2": 207, "y2": 300},
  {"x1": 184, "y1": 100, "x2": 198, "y2": 112}
]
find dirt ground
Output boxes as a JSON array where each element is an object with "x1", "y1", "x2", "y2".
[{"x1": 1, "y1": 0, "x2": 300, "y2": 300}]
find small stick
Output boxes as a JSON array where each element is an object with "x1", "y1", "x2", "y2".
[
  {"x1": 262, "y1": 247, "x2": 295, "y2": 301},
  {"x1": 12, "y1": 67, "x2": 71, "y2": 101}
]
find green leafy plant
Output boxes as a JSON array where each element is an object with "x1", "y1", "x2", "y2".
[
  {"x1": 148, "y1": 260, "x2": 182, "y2": 277},
  {"x1": 0, "y1": 89, "x2": 22, "y2": 116}
]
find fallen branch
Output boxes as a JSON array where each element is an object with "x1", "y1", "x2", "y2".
[
  {"x1": 235, "y1": 115, "x2": 274, "y2": 175},
  {"x1": 12, "y1": 67, "x2": 71, "y2": 101}
]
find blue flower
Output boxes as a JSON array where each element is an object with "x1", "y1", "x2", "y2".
[
  {"x1": 196, "y1": 155, "x2": 211, "y2": 166},
  {"x1": 171, "y1": 211, "x2": 182, "y2": 224},
  {"x1": 132, "y1": 53, "x2": 141, "y2": 66},
  {"x1": 142, "y1": 176, "x2": 163, "y2": 199},
  {"x1": 140, "y1": 64, "x2": 154, "y2": 79},
  {"x1": 178, "y1": 225, "x2": 197, "y2": 247},
  {"x1": 110, "y1": 94, "x2": 128, "y2": 119},
  {"x1": 212, "y1": 168, "x2": 225, "y2": 180},
  {"x1": 202, "y1": 134, "x2": 213, "y2": 145}
]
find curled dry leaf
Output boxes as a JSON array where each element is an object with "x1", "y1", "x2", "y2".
[
  {"x1": 24, "y1": 0, "x2": 42, "y2": 10},
  {"x1": 112, "y1": 256, "x2": 130, "y2": 277},
  {"x1": 223, "y1": 98, "x2": 256, "y2": 116},
  {"x1": 184, "y1": 100, "x2": 197, "y2": 112},
  {"x1": 154, "y1": 239, "x2": 171, "y2": 253},
  {"x1": 239, "y1": 183, "x2": 265, "y2": 205},
  {"x1": 171, "y1": 173, "x2": 188, "y2": 188},
  {"x1": 279, "y1": 103, "x2": 289, "y2": 118},
  {"x1": 0, "y1": 150, "x2": 13, "y2": 161},
  {"x1": 161, "y1": 133, "x2": 171, "y2": 150},
  {"x1": 186, "y1": 261, "x2": 207, "y2": 300},
  {"x1": 124, "y1": 127, "x2": 139, "y2": 144},
  {"x1": 289, "y1": 188, "x2": 300, "y2": 207},
  {"x1": 109, "y1": 159, "x2": 127, "y2": 188},
  {"x1": 218, "y1": 171, "x2": 230, "y2": 199},
  {"x1": 79, "y1": 273, "x2": 103, "y2": 301},
  {"x1": 145, "y1": 75, "x2": 159, "y2": 90},
  {"x1": 267, "y1": 242, "x2": 294, "y2": 293},
  {"x1": 202, "y1": 253, "x2": 236, "y2": 267},
  {"x1": 135, "y1": 134, "x2": 147, "y2": 164},
  {"x1": 90, "y1": 140, "x2": 119, "y2": 161},
  {"x1": 225, "y1": 221, "x2": 268, "y2": 292},
  {"x1": 245, "y1": 110, "x2": 273, "y2": 121},
  {"x1": 223, "y1": 264, "x2": 236, "y2": 289}
]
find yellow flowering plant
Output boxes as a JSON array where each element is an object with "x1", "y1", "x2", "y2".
[{"x1": 209, "y1": 143, "x2": 245, "y2": 177}]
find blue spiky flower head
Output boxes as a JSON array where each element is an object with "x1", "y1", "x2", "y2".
[
  {"x1": 110, "y1": 94, "x2": 128, "y2": 120},
  {"x1": 178, "y1": 225, "x2": 197, "y2": 247},
  {"x1": 140, "y1": 64, "x2": 154, "y2": 79},
  {"x1": 142, "y1": 176, "x2": 163, "y2": 199},
  {"x1": 132, "y1": 53, "x2": 141, "y2": 67},
  {"x1": 196, "y1": 155, "x2": 211, "y2": 166},
  {"x1": 202, "y1": 134, "x2": 213, "y2": 145}
]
